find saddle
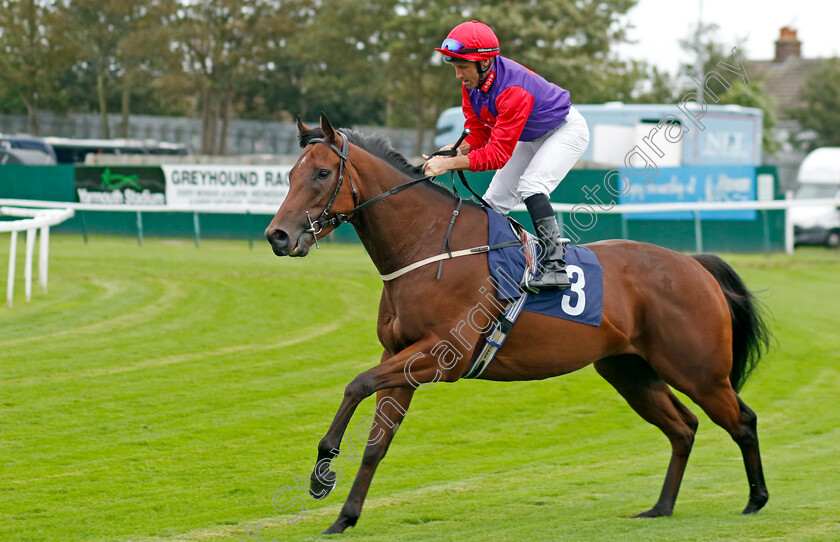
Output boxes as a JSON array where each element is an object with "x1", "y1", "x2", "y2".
[{"x1": 463, "y1": 210, "x2": 601, "y2": 379}]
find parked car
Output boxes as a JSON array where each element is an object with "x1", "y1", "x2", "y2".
[
  {"x1": 791, "y1": 147, "x2": 840, "y2": 248},
  {"x1": 0, "y1": 133, "x2": 57, "y2": 164},
  {"x1": 44, "y1": 137, "x2": 189, "y2": 164}
]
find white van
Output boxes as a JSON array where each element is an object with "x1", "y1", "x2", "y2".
[{"x1": 792, "y1": 147, "x2": 840, "y2": 248}]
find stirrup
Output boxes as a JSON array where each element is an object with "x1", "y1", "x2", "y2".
[
  {"x1": 529, "y1": 267, "x2": 571, "y2": 291},
  {"x1": 523, "y1": 260, "x2": 571, "y2": 292}
]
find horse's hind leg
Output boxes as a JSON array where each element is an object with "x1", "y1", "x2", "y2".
[
  {"x1": 595, "y1": 355, "x2": 699, "y2": 518},
  {"x1": 735, "y1": 396, "x2": 768, "y2": 514},
  {"x1": 689, "y1": 385, "x2": 768, "y2": 514}
]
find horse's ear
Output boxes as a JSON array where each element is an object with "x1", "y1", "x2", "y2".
[
  {"x1": 296, "y1": 115, "x2": 309, "y2": 133},
  {"x1": 320, "y1": 112, "x2": 337, "y2": 143}
]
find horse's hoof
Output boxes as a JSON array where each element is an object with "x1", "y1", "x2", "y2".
[
  {"x1": 322, "y1": 523, "x2": 346, "y2": 535},
  {"x1": 309, "y1": 471, "x2": 337, "y2": 500},
  {"x1": 322, "y1": 516, "x2": 356, "y2": 535},
  {"x1": 742, "y1": 494, "x2": 768, "y2": 514},
  {"x1": 632, "y1": 507, "x2": 672, "y2": 518}
]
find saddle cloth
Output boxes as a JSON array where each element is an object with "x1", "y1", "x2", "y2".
[{"x1": 484, "y1": 206, "x2": 603, "y2": 327}]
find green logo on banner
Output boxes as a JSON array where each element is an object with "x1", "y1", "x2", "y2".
[{"x1": 100, "y1": 168, "x2": 142, "y2": 191}]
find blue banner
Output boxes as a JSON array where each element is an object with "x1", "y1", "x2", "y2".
[{"x1": 619, "y1": 165, "x2": 756, "y2": 220}]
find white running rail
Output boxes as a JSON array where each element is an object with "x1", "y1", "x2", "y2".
[
  {"x1": 1, "y1": 206, "x2": 74, "y2": 308},
  {"x1": 0, "y1": 196, "x2": 835, "y2": 267},
  {"x1": 514, "y1": 197, "x2": 837, "y2": 256}
]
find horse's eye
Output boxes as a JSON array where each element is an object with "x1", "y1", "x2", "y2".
[{"x1": 317, "y1": 168, "x2": 331, "y2": 180}]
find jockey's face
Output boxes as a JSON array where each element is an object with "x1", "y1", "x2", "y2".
[{"x1": 450, "y1": 59, "x2": 492, "y2": 90}]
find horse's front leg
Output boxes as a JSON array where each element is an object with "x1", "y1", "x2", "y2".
[
  {"x1": 309, "y1": 338, "x2": 441, "y2": 502},
  {"x1": 322, "y1": 386, "x2": 414, "y2": 534}
]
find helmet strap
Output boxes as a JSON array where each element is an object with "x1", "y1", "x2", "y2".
[{"x1": 476, "y1": 58, "x2": 493, "y2": 79}]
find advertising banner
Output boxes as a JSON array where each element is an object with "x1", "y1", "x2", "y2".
[
  {"x1": 162, "y1": 165, "x2": 292, "y2": 211},
  {"x1": 75, "y1": 167, "x2": 166, "y2": 206},
  {"x1": 620, "y1": 165, "x2": 756, "y2": 220}
]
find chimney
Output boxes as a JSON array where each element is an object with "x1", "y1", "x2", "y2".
[{"x1": 774, "y1": 26, "x2": 801, "y2": 63}]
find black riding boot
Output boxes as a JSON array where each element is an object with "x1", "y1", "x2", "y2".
[{"x1": 524, "y1": 194, "x2": 570, "y2": 291}]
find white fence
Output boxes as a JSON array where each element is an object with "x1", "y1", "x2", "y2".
[
  {"x1": 1, "y1": 206, "x2": 74, "y2": 308},
  {"x1": 0, "y1": 196, "x2": 835, "y2": 268},
  {"x1": 514, "y1": 196, "x2": 830, "y2": 256}
]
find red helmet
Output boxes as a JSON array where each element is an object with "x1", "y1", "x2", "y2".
[{"x1": 436, "y1": 20, "x2": 500, "y2": 62}]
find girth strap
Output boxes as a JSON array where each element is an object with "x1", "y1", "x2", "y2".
[
  {"x1": 462, "y1": 289, "x2": 530, "y2": 379},
  {"x1": 380, "y1": 239, "x2": 521, "y2": 282}
]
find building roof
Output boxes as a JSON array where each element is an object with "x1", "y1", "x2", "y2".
[{"x1": 747, "y1": 57, "x2": 827, "y2": 117}]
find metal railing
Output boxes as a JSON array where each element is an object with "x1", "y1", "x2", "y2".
[{"x1": 1, "y1": 206, "x2": 75, "y2": 307}]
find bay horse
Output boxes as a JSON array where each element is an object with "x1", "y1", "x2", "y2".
[{"x1": 264, "y1": 114, "x2": 771, "y2": 535}]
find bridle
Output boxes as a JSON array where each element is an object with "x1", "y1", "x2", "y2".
[
  {"x1": 303, "y1": 131, "x2": 356, "y2": 240},
  {"x1": 302, "y1": 130, "x2": 431, "y2": 247}
]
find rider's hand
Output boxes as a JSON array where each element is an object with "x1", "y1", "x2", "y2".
[
  {"x1": 440, "y1": 142, "x2": 457, "y2": 154},
  {"x1": 421, "y1": 145, "x2": 452, "y2": 162},
  {"x1": 421, "y1": 138, "x2": 471, "y2": 177},
  {"x1": 421, "y1": 141, "x2": 470, "y2": 161},
  {"x1": 422, "y1": 155, "x2": 451, "y2": 177},
  {"x1": 422, "y1": 154, "x2": 470, "y2": 177}
]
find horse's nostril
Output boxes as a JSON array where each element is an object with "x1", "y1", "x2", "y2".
[{"x1": 266, "y1": 228, "x2": 290, "y2": 245}]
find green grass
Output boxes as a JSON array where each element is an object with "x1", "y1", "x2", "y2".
[{"x1": 1, "y1": 235, "x2": 838, "y2": 542}]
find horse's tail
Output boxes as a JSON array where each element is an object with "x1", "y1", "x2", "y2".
[{"x1": 691, "y1": 254, "x2": 772, "y2": 393}]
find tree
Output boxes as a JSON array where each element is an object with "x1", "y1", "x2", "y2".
[
  {"x1": 168, "y1": 0, "x2": 269, "y2": 154},
  {"x1": 58, "y1": 5, "x2": 188, "y2": 126},
  {"x1": 62, "y1": 0, "x2": 181, "y2": 139},
  {"x1": 677, "y1": 22, "x2": 779, "y2": 155},
  {"x1": 379, "y1": 0, "x2": 643, "y2": 152},
  {"x1": 292, "y1": 0, "x2": 394, "y2": 127},
  {"x1": 631, "y1": 65, "x2": 678, "y2": 104},
  {"x1": 791, "y1": 57, "x2": 840, "y2": 150},
  {"x1": 233, "y1": 0, "x2": 309, "y2": 122},
  {"x1": 0, "y1": 0, "x2": 77, "y2": 134},
  {"x1": 63, "y1": 0, "x2": 129, "y2": 138},
  {"x1": 719, "y1": 80, "x2": 780, "y2": 155},
  {"x1": 474, "y1": 0, "x2": 642, "y2": 104},
  {"x1": 382, "y1": 0, "x2": 464, "y2": 153},
  {"x1": 677, "y1": 22, "x2": 729, "y2": 85},
  {"x1": 114, "y1": 0, "x2": 181, "y2": 137}
]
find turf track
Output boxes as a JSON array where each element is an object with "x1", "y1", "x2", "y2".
[{"x1": 1, "y1": 235, "x2": 838, "y2": 541}]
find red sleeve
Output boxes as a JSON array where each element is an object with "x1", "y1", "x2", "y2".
[
  {"x1": 467, "y1": 86, "x2": 534, "y2": 171},
  {"x1": 461, "y1": 86, "x2": 490, "y2": 150}
]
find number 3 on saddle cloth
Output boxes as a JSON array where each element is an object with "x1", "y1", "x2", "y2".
[{"x1": 463, "y1": 207, "x2": 604, "y2": 379}]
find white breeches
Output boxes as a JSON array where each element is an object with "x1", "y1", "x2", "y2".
[{"x1": 483, "y1": 106, "x2": 590, "y2": 215}]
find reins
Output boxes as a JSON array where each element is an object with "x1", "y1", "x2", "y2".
[
  {"x1": 428, "y1": 128, "x2": 493, "y2": 210},
  {"x1": 303, "y1": 129, "x2": 522, "y2": 280}
]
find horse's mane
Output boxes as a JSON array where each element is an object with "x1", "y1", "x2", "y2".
[
  {"x1": 298, "y1": 127, "x2": 467, "y2": 203},
  {"x1": 299, "y1": 127, "x2": 423, "y2": 179}
]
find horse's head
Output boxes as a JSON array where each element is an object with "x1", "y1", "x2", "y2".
[{"x1": 265, "y1": 114, "x2": 357, "y2": 257}]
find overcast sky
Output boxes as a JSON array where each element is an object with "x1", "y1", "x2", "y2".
[{"x1": 615, "y1": 0, "x2": 840, "y2": 73}]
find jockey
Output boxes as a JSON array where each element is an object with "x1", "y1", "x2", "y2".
[{"x1": 422, "y1": 20, "x2": 590, "y2": 291}]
